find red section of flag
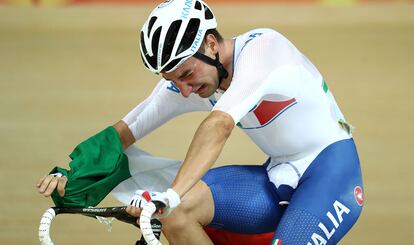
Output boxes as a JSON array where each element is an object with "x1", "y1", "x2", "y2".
[
  {"x1": 204, "y1": 227, "x2": 274, "y2": 245},
  {"x1": 253, "y1": 98, "x2": 296, "y2": 126}
]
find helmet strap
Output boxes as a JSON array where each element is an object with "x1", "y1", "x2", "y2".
[{"x1": 193, "y1": 52, "x2": 229, "y2": 87}]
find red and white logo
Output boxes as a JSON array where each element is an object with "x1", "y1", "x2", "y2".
[{"x1": 354, "y1": 186, "x2": 364, "y2": 206}]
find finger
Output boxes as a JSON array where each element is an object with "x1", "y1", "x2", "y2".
[
  {"x1": 57, "y1": 176, "x2": 67, "y2": 197},
  {"x1": 129, "y1": 206, "x2": 141, "y2": 217},
  {"x1": 38, "y1": 175, "x2": 54, "y2": 193},
  {"x1": 43, "y1": 177, "x2": 59, "y2": 197},
  {"x1": 36, "y1": 175, "x2": 47, "y2": 188},
  {"x1": 126, "y1": 205, "x2": 142, "y2": 217},
  {"x1": 126, "y1": 205, "x2": 132, "y2": 214}
]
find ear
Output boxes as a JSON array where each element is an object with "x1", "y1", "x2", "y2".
[{"x1": 205, "y1": 33, "x2": 219, "y2": 54}]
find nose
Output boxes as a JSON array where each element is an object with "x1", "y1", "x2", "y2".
[{"x1": 175, "y1": 80, "x2": 193, "y2": 98}]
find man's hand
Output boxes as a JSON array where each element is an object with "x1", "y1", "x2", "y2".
[
  {"x1": 36, "y1": 173, "x2": 67, "y2": 197},
  {"x1": 127, "y1": 189, "x2": 180, "y2": 219}
]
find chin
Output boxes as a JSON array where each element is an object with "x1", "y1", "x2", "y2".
[
  {"x1": 202, "y1": 88, "x2": 217, "y2": 98},
  {"x1": 198, "y1": 93, "x2": 210, "y2": 98}
]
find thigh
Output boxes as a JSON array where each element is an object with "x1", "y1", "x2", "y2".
[
  {"x1": 202, "y1": 164, "x2": 284, "y2": 234},
  {"x1": 274, "y1": 139, "x2": 364, "y2": 245}
]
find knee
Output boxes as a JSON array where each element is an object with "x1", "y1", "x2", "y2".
[
  {"x1": 161, "y1": 204, "x2": 193, "y2": 235},
  {"x1": 162, "y1": 183, "x2": 214, "y2": 234}
]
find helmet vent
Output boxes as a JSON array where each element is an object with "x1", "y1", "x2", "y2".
[
  {"x1": 204, "y1": 6, "x2": 214, "y2": 20},
  {"x1": 162, "y1": 57, "x2": 183, "y2": 73},
  {"x1": 176, "y1": 18, "x2": 201, "y2": 56},
  {"x1": 143, "y1": 27, "x2": 161, "y2": 69},
  {"x1": 194, "y1": 1, "x2": 202, "y2": 10},
  {"x1": 140, "y1": 31, "x2": 148, "y2": 55},
  {"x1": 147, "y1": 16, "x2": 157, "y2": 37},
  {"x1": 140, "y1": 52, "x2": 149, "y2": 69},
  {"x1": 162, "y1": 20, "x2": 182, "y2": 66}
]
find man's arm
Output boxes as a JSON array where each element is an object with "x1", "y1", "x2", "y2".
[
  {"x1": 113, "y1": 120, "x2": 136, "y2": 150},
  {"x1": 171, "y1": 110, "x2": 235, "y2": 197}
]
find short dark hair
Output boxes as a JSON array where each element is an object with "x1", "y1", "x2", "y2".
[
  {"x1": 198, "y1": 29, "x2": 223, "y2": 53},
  {"x1": 207, "y1": 29, "x2": 224, "y2": 43}
]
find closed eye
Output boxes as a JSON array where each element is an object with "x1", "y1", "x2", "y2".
[{"x1": 178, "y1": 70, "x2": 192, "y2": 80}]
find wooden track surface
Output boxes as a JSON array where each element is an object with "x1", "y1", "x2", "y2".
[{"x1": 0, "y1": 3, "x2": 413, "y2": 244}]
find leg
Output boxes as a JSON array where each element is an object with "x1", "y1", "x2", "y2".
[
  {"x1": 161, "y1": 181, "x2": 215, "y2": 245},
  {"x1": 273, "y1": 139, "x2": 364, "y2": 244},
  {"x1": 202, "y1": 165, "x2": 285, "y2": 245},
  {"x1": 162, "y1": 164, "x2": 285, "y2": 245}
]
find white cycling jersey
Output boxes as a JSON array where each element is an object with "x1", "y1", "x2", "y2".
[{"x1": 123, "y1": 28, "x2": 352, "y2": 189}]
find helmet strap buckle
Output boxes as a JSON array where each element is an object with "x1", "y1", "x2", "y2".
[{"x1": 193, "y1": 52, "x2": 229, "y2": 87}]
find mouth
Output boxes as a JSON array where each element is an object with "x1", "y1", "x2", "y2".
[{"x1": 195, "y1": 84, "x2": 207, "y2": 94}]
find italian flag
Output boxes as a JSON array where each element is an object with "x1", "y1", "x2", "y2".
[{"x1": 50, "y1": 127, "x2": 180, "y2": 207}]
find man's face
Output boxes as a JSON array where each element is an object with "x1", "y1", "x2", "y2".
[{"x1": 162, "y1": 56, "x2": 219, "y2": 98}]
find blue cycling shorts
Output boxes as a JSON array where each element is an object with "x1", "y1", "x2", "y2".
[{"x1": 202, "y1": 138, "x2": 364, "y2": 245}]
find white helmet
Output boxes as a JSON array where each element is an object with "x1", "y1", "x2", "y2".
[{"x1": 140, "y1": 0, "x2": 217, "y2": 74}]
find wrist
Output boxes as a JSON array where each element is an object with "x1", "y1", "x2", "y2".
[
  {"x1": 113, "y1": 120, "x2": 136, "y2": 150},
  {"x1": 166, "y1": 188, "x2": 181, "y2": 208}
]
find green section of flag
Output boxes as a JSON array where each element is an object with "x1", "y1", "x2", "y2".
[
  {"x1": 322, "y1": 79, "x2": 329, "y2": 93},
  {"x1": 50, "y1": 126, "x2": 131, "y2": 208}
]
